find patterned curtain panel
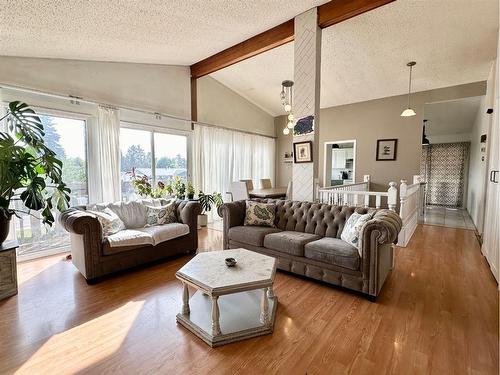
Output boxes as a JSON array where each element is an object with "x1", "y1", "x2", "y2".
[{"x1": 420, "y1": 142, "x2": 470, "y2": 207}]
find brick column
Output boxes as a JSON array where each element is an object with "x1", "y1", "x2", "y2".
[{"x1": 292, "y1": 8, "x2": 321, "y2": 202}]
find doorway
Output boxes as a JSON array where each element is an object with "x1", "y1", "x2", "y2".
[{"x1": 323, "y1": 140, "x2": 356, "y2": 187}]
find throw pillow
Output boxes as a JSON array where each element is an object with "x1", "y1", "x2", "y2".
[
  {"x1": 145, "y1": 201, "x2": 177, "y2": 226},
  {"x1": 88, "y1": 207, "x2": 126, "y2": 237},
  {"x1": 341, "y1": 212, "x2": 373, "y2": 253},
  {"x1": 244, "y1": 200, "x2": 275, "y2": 227}
]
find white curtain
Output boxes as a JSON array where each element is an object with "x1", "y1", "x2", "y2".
[
  {"x1": 193, "y1": 124, "x2": 275, "y2": 198},
  {"x1": 88, "y1": 106, "x2": 121, "y2": 203}
]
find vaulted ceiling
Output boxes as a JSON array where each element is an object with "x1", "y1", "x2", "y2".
[
  {"x1": 211, "y1": 0, "x2": 498, "y2": 115},
  {"x1": 0, "y1": 0, "x2": 328, "y2": 65}
]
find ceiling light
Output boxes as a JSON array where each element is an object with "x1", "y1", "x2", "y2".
[
  {"x1": 401, "y1": 61, "x2": 416, "y2": 117},
  {"x1": 280, "y1": 80, "x2": 294, "y2": 135}
]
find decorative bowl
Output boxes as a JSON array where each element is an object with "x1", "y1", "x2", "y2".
[{"x1": 225, "y1": 257, "x2": 237, "y2": 267}]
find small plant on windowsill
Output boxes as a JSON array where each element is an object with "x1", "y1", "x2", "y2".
[
  {"x1": 128, "y1": 168, "x2": 172, "y2": 199},
  {"x1": 197, "y1": 191, "x2": 223, "y2": 227},
  {"x1": 172, "y1": 176, "x2": 186, "y2": 200},
  {"x1": 0, "y1": 101, "x2": 71, "y2": 245},
  {"x1": 186, "y1": 182, "x2": 195, "y2": 200}
]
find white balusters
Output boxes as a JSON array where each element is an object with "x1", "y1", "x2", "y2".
[{"x1": 387, "y1": 182, "x2": 398, "y2": 211}]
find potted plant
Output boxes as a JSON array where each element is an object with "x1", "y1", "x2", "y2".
[
  {"x1": 0, "y1": 101, "x2": 71, "y2": 245},
  {"x1": 173, "y1": 176, "x2": 186, "y2": 200},
  {"x1": 129, "y1": 168, "x2": 174, "y2": 199},
  {"x1": 186, "y1": 182, "x2": 195, "y2": 200},
  {"x1": 197, "y1": 191, "x2": 223, "y2": 227}
]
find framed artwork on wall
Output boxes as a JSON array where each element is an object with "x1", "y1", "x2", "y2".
[
  {"x1": 376, "y1": 139, "x2": 398, "y2": 161},
  {"x1": 293, "y1": 141, "x2": 313, "y2": 163}
]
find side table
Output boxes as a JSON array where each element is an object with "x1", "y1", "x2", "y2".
[{"x1": 0, "y1": 240, "x2": 19, "y2": 301}]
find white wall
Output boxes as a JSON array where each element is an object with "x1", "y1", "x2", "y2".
[
  {"x1": 0, "y1": 56, "x2": 191, "y2": 118},
  {"x1": 468, "y1": 66, "x2": 495, "y2": 232},
  {"x1": 197, "y1": 76, "x2": 275, "y2": 137}
]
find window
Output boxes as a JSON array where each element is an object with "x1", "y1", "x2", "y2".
[
  {"x1": 120, "y1": 126, "x2": 188, "y2": 201},
  {"x1": 11, "y1": 114, "x2": 88, "y2": 259}
]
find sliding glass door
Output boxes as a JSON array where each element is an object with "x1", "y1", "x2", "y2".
[
  {"x1": 120, "y1": 125, "x2": 188, "y2": 201},
  {"x1": 11, "y1": 113, "x2": 88, "y2": 260}
]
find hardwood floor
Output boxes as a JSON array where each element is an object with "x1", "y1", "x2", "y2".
[{"x1": 0, "y1": 225, "x2": 497, "y2": 374}]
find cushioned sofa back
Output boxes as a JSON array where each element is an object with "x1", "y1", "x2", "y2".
[{"x1": 272, "y1": 200, "x2": 370, "y2": 238}]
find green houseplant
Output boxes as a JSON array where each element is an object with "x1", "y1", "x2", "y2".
[
  {"x1": 173, "y1": 176, "x2": 186, "y2": 200},
  {"x1": 186, "y1": 182, "x2": 195, "y2": 200},
  {"x1": 0, "y1": 101, "x2": 71, "y2": 244},
  {"x1": 197, "y1": 191, "x2": 223, "y2": 227},
  {"x1": 129, "y1": 168, "x2": 172, "y2": 198}
]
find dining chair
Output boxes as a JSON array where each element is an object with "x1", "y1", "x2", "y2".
[
  {"x1": 260, "y1": 178, "x2": 272, "y2": 189},
  {"x1": 286, "y1": 180, "x2": 292, "y2": 200},
  {"x1": 227, "y1": 181, "x2": 249, "y2": 201},
  {"x1": 240, "y1": 179, "x2": 254, "y2": 191}
]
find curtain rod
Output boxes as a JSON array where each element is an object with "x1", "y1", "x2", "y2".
[
  {"x1": 193, "y1": 121, "x2": 276, "y2": 139},
  {"x1": 1, "y1": 83, "x2": 276, "y2": 139},
  {"x1": 0, "y1": 83, "x2": 191, "y2": 123}
]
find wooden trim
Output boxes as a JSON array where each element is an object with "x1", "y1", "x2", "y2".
[
  {"x1": 318, "y1": 0, "x2": 395, "y2": 28},
  {"x1": 190, "y1": 20, "x2": 294, "y2": 79},
  {"x1": 190, "y1": 77, "x2": 197, "y2": 129}
]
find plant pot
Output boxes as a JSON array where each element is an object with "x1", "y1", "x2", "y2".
[
  {"x1": 198, "y1": 214, "x2": 208, "y2": 227},
  {"x1": 0, "y1": 216, "x2": 11, "y2": 246},
  {"x1": 187, "y1": 193, "x2": 195, "y2": 200}
]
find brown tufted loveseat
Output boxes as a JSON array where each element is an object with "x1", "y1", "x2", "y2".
[{"x1": 218, "y1": 199, "x2": 402, "y2": 298}]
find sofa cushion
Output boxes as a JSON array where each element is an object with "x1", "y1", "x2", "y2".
[
  {"x1": 263, "y1": 231, "x2": 320, "y2": 257},
  {"x1": 229, "y1": 226, "x2": 281, "y2": 247},
  {"x1": 138, "y1": 223, "x2": 190, "y2": 245},
  {"x1": 88, "y1": 207, "x2": 126, "y2": 236},
  {"x1": 105, "y1": 229, "x2": 154, "y2": 249},
  {"x1": 244, "y1": 200, "x2": 276, "y2": 227},
  {"x1": 340, "y1": 212, "x2": 373, "y2": 252},
  {"x1": 304, "y1": 237, "x2": 360, "y2": 271},
  {"x1": 107, "y1": 201, "x2": 148, "y2": 229},
  {"x1": 145, "y1": 201, "x2": 177, "y2": 226}
]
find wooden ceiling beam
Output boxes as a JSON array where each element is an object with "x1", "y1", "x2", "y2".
[
  {"x1": 190, "y1": 20, "x2": 294, "y2": 79},
  {"x1": 318, "y1": 0, "x2": 395, "y2": 28},
  {"x1": 189, "y1": 0, "x2": 395, "y2": 79}
]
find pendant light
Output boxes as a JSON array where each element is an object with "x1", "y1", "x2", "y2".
[
  {"x1": 401, "y1": 61, "x2": 417, "y2": 117},
  {"x1": 280, "y1": 80, "x2": 294, "y2": 134}
]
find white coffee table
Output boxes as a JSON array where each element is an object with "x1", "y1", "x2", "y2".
[{"x1": 175, "y1": 248, "x2": 277, "y2": 347}]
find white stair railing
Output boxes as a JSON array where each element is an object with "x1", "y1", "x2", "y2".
[
  {"x1": 318, "y1": 177, "x2": 398, "y2": 211},
  {"x1": 397, "y1": 178, "x2": 422, "y2": 247}
]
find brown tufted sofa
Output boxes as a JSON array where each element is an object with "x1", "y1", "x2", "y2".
[
  {"x1": 218, "y1": 199, "x2": 402, "y2": 298},
  {"x1": 60, "y1": 200, "x2": 201, "y2": 283}
]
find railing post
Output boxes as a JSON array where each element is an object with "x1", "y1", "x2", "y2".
[
  {"x1": 363, "y1": 174, "x2": 371, "y2": 191},
  {"x1": 387, "y1": 182, "x2": 398, "y2": 211},
  {"x1": 399, "y1": 179, "x2": 408, "y2": 218}
]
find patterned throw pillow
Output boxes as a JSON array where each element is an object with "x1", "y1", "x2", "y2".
[
  {"x1": 145, "y1": 201, "x2": 177, "y2": 226},
  {"x1": 88, "y1": 207, "x2": 126, "y2": 237},
  {"x1": 244, "y1": 201, "x2": 276, "y2": 227},
  {"x1": 341, "y1": 212, "x2": 373, "y2": 253}
]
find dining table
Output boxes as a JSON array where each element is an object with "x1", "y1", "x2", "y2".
[{"x1": 248, "y1": 187, "x2": 287, "y2": 199}]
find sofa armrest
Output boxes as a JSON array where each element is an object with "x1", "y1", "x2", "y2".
[
  {"x1": 59, "y1": 207, "x2": 103, "y2": 280},
  {"x1": 359, "y1": 209, "x2": 402, "y2": 296},
  {"x1": 218, "y1": 200, "x2": 246, "y2": 249},
  {"x1": 177, "y1": 201, "x2": 201, "y2": 232},
  {"x1": 59, "y1": 207, "x2": 102, "y2": 236}
]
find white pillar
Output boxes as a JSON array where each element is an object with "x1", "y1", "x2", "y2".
[{"x1": 292, "y1": 8, "x2": 322, "y2": 202}]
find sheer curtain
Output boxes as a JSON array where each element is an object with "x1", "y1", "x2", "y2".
[
  {"x1": 193, "y1": 124, "x2": 275, "y2": 198},
  {"x1": 88, "y1": 106, "x2": 121, "y2": 203}
]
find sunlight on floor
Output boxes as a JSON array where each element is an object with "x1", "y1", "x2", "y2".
[
  {"x1": 15, "y1": 300, "x2": 145, "y2": 374},
  {"x1": 419, "y1": 206, "x2": 476, "y2": 230}
]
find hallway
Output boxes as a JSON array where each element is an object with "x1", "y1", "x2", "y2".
[{"x1": 419, "y1": 206, "x2": 476, "y2": 230}]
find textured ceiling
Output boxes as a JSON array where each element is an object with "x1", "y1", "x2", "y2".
[
  {"x1": 424, "y1": 96, "x2": 482, "y2": 135},
  {"x1": 0, "y1": 0, "x2": 328, "y2": 65},
  {"x1": 212, "y1": 0, "x2": 498, "y2": 115}
]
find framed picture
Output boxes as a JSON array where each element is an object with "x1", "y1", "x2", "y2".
[
  {"x1": 293, "y1": 141, "x2": 313, "y2": 163},
  {"x1": 376, "y1": 139, "x2": 398, "y2": 161}
]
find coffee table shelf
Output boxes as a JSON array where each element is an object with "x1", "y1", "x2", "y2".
[{"x1": 175, "y1": 248, "x2": 277, "y2": 347}]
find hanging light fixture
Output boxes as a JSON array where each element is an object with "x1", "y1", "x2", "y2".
[
  {"x1": 280, "y1": 80, "x2": 294, "y2": 134},
  {"x1": 422, "y1": 119, "x2": 430, "y2": 145},
  {"x1": 401, "y1": 61, "x2": 417, "y2": 117}
]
